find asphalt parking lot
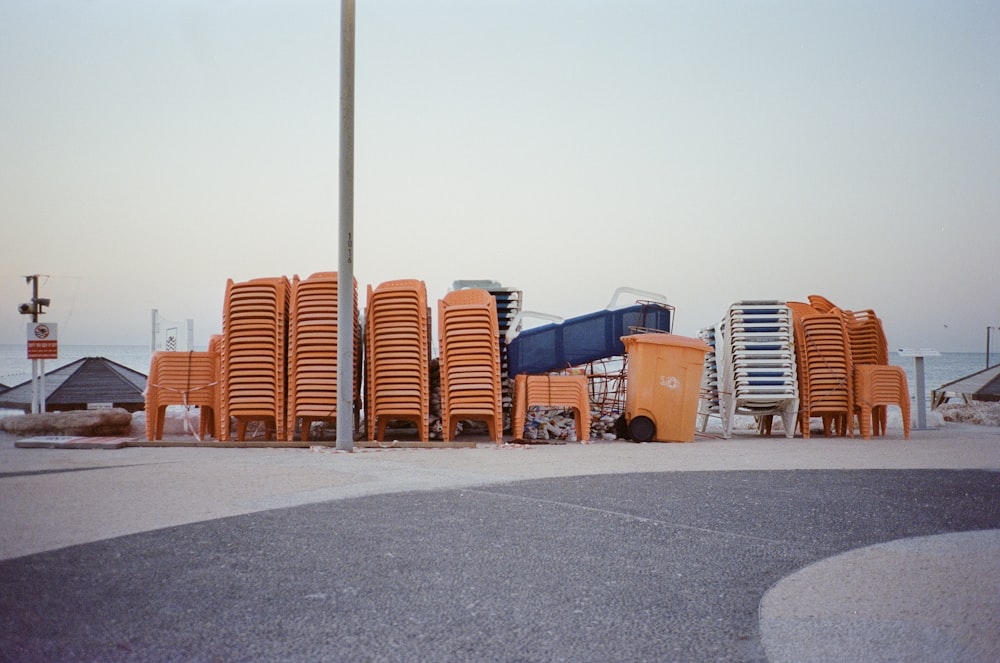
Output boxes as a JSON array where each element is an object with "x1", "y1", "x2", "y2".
[{"x1": 2, "y1": 466, "x2": 998, "y2": 662}]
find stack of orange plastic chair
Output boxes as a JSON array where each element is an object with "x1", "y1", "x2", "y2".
[
  {"x1": 365, "y1": 279, "x2": 430, "y2": 442},
  {"x1": 144, "y1": 350, "x2": 220, "y2": 440},
  {"x1": 853, "y1": 364, "x2": 910, "y2": 439},
  {"x1": 437, "y1": 288, "x2": 502, "y2": 443},
  {"x1": 807, "y1": 294, "x2": 837, "y2": 313},
  {"x1": 203, "y1": 334, "x2": 224, "y2": 439},
  {"x1": 840, "y1": 308, "x2": 910, "y2": 439},
  {"x1": 512, "y1": 374, "x2": 591, "y2": 442},
  {"x1": 793, "y1": 310, "x2": 854, "y2": 438},
  {"x1": 843, "y1": 309, "x2": 888, "y2": 365},
  {"x1": 220, "y1": 277, "x2": 289, "y2": 441},
  {"x1": 286, "y1": 272, "x2": 359, "y2": 441}
]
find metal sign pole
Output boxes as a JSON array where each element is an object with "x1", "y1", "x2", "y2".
[
  {"x1": 31, "y1": 359, "x2": 39, "y2": 414},
  {"x1": 40, "y1": 359, "x2": 46, "y2": 412},
  {"x1": 336, "y1": 0, "x2": 356, "y2": 451}
]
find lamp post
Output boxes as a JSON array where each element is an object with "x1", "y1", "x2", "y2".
[
  {"x1": 336, "y1": 0, "x2": 356, "y2": 451},
  {"x1": 18, "y1": 275, "x2": 51, "y2": 413},
  {"x1": 988, "y1": 326, "x2": 999, "y2": 369}
]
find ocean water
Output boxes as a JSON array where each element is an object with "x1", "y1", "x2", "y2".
[{"x1": 1, "y1": 344, "x2": 997, "y2": 405}]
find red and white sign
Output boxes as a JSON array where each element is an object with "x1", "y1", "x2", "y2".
[{"x1": 27, "y1": 323, "x2": 58, "y2": 359}]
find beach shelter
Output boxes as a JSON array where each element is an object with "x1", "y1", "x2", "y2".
[
  {"x1": 0, "y1": 357, "x2": 147, "y2": 413},
  {"x1": 931, "y1": 364, "x2": 1000, "y2": 407}
]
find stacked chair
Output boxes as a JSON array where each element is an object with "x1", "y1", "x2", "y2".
[
  {"x1": 437, "y1": 288, "x2": 502, "y2": 443},
  {"x1": 512, "y1": 374, "x2": 591, "y2": 442},
  {"x1": 715, "y1": 302, "x2": 798, "y2": 438},
  {"x1": 843, "y1": 309, "x2": 889, "y2": 365},
  {"x1": 144, "y1": 350, "x2": 220, "y2": 440},
  {"x1": 791, "y1": 306, "x2": 854, "y2": 438},
  {"x1": 795, "y1": 296, "x2": 909, "y2": 440},
  {"x1": 365, "y1": 279, "x2": 430, "y2": 442},
  {"x1": 853, "y1": 364, "x2": 910, "y2": 439},
  {"x1": 696, "y1": 325, "x2": 720, "y2": 433},
  {"x1": 203, "y1": 334, "x2": 224, "y2": 439},
  {"x1": 807, "y1": 294, "x2": 837, "y2": 313},
  {"x1": 842, "y1": 307, "x2": 909, "y2": 439},
  {"x1": 286, "y1": 272, "x2": 359, "y2": 441},
  {"x1": 220, "y1": 277, "x2": 289, "y2": 441}
]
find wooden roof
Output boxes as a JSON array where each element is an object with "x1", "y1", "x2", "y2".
[
  {"x1": 931, "y1": 364, "x2": 1000, "y2": 406},
  {"x1": 0, "y1": 357, "x2": 147, "y2": 413}
]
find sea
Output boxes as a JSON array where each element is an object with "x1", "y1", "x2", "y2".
[{"x1": 1, "y1": 344, "x2": 998, "y2": 407}]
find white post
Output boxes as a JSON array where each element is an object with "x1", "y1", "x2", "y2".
[
  {"x1": 898, "y1": 348, "x2": 940, "y2": 431},
  {"x1": 186, "y1": 318, "x2": 195, "y2": 351},
  {"x1": 151, "y1": 309, "x2": 159, "y2": 353},
  {"x1": 336, "y1": 0, "x2": 356, "y2": 451},
  {"x1": 30, "y1": 359, "x2": 39, "y2": 414},
  {"x1": 914, "y1": 356, "x2": 927, "y2": 430},
  {"x1": 39, "y1": 359, "x2": 46, "y2": 412}
]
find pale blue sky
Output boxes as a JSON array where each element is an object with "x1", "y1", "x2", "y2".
[{"x1": 1, "y1": 0, "x2": 998, "y2": 351}]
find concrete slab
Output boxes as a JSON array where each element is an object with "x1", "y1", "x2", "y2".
[{"x1": 15, "y1": 435, "x2": 132, "y2": 450}]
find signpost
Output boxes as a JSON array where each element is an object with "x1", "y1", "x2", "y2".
[
  {"x1": 27, "y1": 322, "x2": 58, "y2": 359},
  {"x1": 18, "y1": 275, "x2": 53, "y2": 413},
  {"x1": 26, "y1": 322, "x2": 58, "y2": 413}
]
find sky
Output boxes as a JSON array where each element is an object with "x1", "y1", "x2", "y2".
[{"x1": 1, "y1": 0, "x2": 998, "y2": 353}]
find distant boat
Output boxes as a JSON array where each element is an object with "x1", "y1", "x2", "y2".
[
  {"x1": 0, "y1": 357, "x2": 147, "y2": 413},
  {"x1": 931, "y1": 364, "x2": 1000, "y2": 408}
]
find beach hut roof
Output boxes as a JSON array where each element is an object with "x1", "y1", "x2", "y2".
[
  {"x1": 931, "y1": 364, "x2": 1000, "y2": 406},
  {"x1": 0, "y1": 357, "x2": 147, "y2": 413}
]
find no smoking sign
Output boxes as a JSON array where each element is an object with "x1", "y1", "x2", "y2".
[{"x1": 27, "y1": 322, "x2": 58, "y2": 359}]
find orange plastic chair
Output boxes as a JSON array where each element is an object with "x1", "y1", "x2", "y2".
[
  {"x1": 144, "y1": 350, "x2": 220, "y2": 440},
  {"x1": 793, "y1": 311, "x2": 854, "y2": 438},
  {"x1": 438, "y1": 289, "x2": 502, "y2": 442},
  {"x1": 365, "y1": 279, "x2": 430, "y2": 442},
  {"x1": 220, "y1": 277, "x2": 289, "y2": 441},
  {"x1": 854, "y1": 364, "x2": 910, "y2": 439},
  {"x1": 286, "y1": 272, "x2": 359, "y2": 441},
  {"x1": 807, "y1": 294, "x2": 838, "y2": 313},
  {"x1": 512, "y1": 374, "x2": 591, "y2": 442}
]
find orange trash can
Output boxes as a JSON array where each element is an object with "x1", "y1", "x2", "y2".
[{"x1": 622, "y1": 333, "x2": 711, "y2": 442}]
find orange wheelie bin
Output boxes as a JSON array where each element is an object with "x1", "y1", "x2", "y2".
[{"x1": 621, "y1": 333, "x2": 711, "y2": 442}]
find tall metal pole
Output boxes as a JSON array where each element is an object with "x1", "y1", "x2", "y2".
[
  {"x1": 336, "y1": 0, "x2": 356, "y2": 451},
  {"x1": 988, "y1": 326, "x2": 992, "y2": 369},
  {"x1": 30, "y1": 275, "x2": 40, "y2": 414}
]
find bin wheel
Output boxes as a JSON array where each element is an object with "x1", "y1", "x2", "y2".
[
  {"x1": 628, "y1": 416, "x2": 655, "y2": 442},
  {"x1": 614, "y1": 414, "x2": 630, "y2": 440}
]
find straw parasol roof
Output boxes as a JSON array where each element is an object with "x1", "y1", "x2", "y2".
[{"x1": 0, "y1": 357, "x2": 147, "y2": 413}]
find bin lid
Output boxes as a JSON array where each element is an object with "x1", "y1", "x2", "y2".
[{"x1": 621, "y1": 333, "x2": 711, "y2": 353}]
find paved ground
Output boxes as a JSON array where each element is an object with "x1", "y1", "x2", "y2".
[{"x1": 1, "y1": 423, "x2": 998, "y2": 661}]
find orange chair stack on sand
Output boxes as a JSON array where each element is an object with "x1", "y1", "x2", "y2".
[
  {"x1": 144, "y1": 350, "x2": 220, "y2": 440},
  {"x1": 220, "y1": 277, "x2": 289, "y2": 441},
  {"x1": 365, "y1": 279, "x2": 430, "y2": 442},
  {"x1": 437, "y1": 288, "x2": 502, "y2": 443},
  {"x1": 512, "y1": 374, "x2": 591, "y2": 442},
  {"x1": 286, "y1": 272, "x2": 360, "y2": 441}
]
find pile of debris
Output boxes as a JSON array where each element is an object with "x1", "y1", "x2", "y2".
[{"x1": 936, "y1": 401, "x2": 1000, "y2": 427}]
